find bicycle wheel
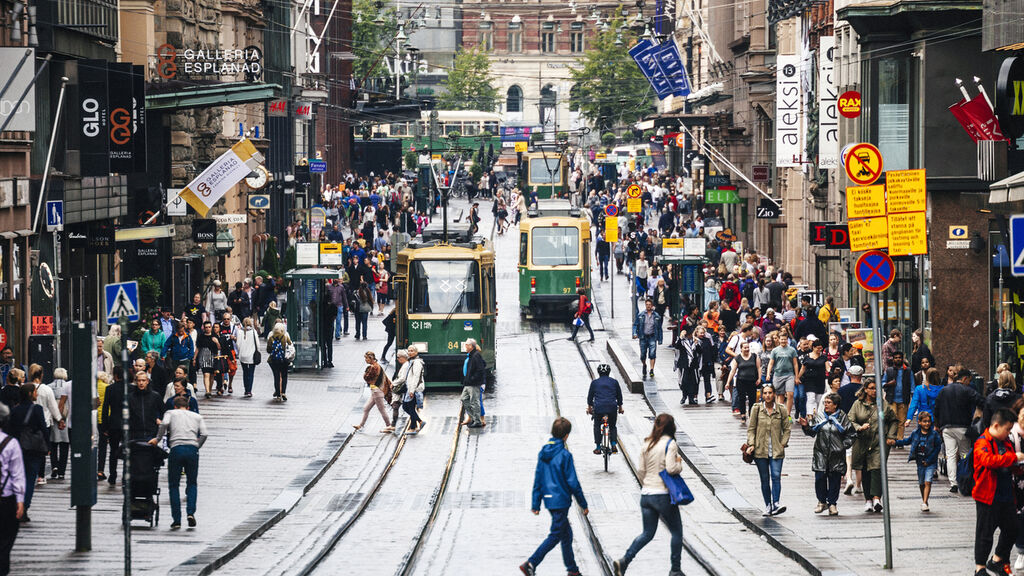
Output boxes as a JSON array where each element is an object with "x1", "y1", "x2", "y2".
[{"x1": 602, "y1": 428, "x2": 611, "y2": 472}]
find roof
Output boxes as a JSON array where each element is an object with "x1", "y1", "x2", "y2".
[
  {"x1": 146, "y1": 82, "x2": 282, "y2": 111},
  {"x1": 282, "y1": 268, "x2": 343, "y2": 279},
  {"x1": 989, "y1": 170, "x2": 1024, "y2": 203}
]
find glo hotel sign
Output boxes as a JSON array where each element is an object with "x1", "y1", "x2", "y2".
[{"x1": 156, "y1": 45, "x2": 263, "y2": 82}]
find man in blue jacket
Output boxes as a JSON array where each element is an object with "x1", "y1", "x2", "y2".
[
  {"x1": 633, "y1": 299, "x2": 663, "y2": 379},
  {"x1": 521, "y1": 417, "x2": 589, "y2": 576},
  {"x1": 588, "y1": 364, "x2": 624, "y2": 454}
]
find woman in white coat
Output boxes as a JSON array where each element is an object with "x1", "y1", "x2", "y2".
[{"x1": 236, "y1": 317, "x2": 260, "y2": 398}]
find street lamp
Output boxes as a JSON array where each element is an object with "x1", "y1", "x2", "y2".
[
  {"x1": 394, "y1": 26, "x2": 407, "y2": 100},
  {"x1": 215, "y1": 230, "x2": 236, "y2": 256}
]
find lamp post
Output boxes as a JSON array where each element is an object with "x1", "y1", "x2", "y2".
[{"x1": 394, "y1": 25, "x2": 407, "y2": 100}]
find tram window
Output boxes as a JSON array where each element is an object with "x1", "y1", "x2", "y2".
[
  {"x1": 532, "y1": 227, "x2": 579, "y2": 266},
  {"x1": 520, "y1": 232, "x2": 528, "y2": 265},
  {"x1": 410, "y1": 260, "x2": 481, "y2": 314},
  {"x1": 529, "y1": 158, "x2": 560, "y2": 183}
]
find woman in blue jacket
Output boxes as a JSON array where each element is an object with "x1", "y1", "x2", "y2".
[
  {"x1": 904, "y1": 368, "x2": 944, "y2": 429},
  {"x1": 520, "y1": 417, "x2": 589, "y2": 576}
]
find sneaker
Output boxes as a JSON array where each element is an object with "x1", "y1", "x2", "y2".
[
  {"x1": 977, "y1": 569, "x2": 992, "y2": 576},
  {"x1": 733, "y1": 409, "x2": 741, "y2": 415},
  {"x1": 36, "y1": 477, "x2": 46, "y2": 486},
  {"x1": 828, "y1": 505, "x2": 838, "y2": 516},
  {"x1": 567, "y1": 571, "x2": 582, "y2": 576},
  {"x1": 649, "y1": 369, "x2": 655, "y2": 377},
  {"x1": 281, "y1": 394, "x2": 287, "y2": 402},
  {"x1": 57, "y1": 474, "x2": 65, "y2": 480},
  {"x1": 844, "y1": 481, "x2": 854, "y2": 495},
  {"x1": 853, "y1": 485, "x2": 863, "y2": 494},
  {"x1": 611, "y1": 445, "x2": 618, "y2": 454},
  {"x1": 1014, "y1": 552, "x2": 1024, "y2": 573},
  {"x1": 187, "y1": 515, "x2": 196, "y2": 527},
  {"x1": 814, "y1": 502, "x2": 826, "y2": 514},
  {"x1": 864, "y1": 501, "x2": 874, "y2": 513},
  {"x1": 519, "y1": 561, "x2": 536, "y2": 576},
  {"x1": 921, "y1": 502, "x2": 930, "y2": 512},
  {"x1": 170, "y1": 522, "x2": 181, "y2": 529},
  {"x1": 771, "y1": 503, "x2": 786, "y2": 516},
  {"x1": 763, "y1": 505, "x2": 773, "y2": 517},
  {"x1": 594, "y1": 448, "x2": 603, "y2": 455},
  {"x1": 988, "y1": 558, "x2": 1012, "y2": 576},
  {"x1": 950, "y1": 485, "x2": 960, "y2": 494},
  {"x1": 873, "y1": 498, "x2": 883, "y2": 513},
  {"x1": 613, "y1": 558, "x2": 627, "y2": 576},
  {"x1": 50, "y1": 470, "x2": 59, "y2": 480}
]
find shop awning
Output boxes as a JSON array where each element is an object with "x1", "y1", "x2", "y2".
[
  {"x1": 146, "y1": 82, "x2": 282, "y2": 111},
  {"x1": 989, "y1": 170, "x2": 1024, "y2": 203}
]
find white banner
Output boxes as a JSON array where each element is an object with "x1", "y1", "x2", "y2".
[
  {"x1": 211, "y1": 213, "x2": 247, "y2": 224},
  {"x1": 179, "y1": 139, "x2": 262, "y2": 217},
  {"x1": 817, "y1": 37, "x2": 839, "y2": 169},
  {"x1": 775, "y1": 54, "x2": 803, "y2": 167}
]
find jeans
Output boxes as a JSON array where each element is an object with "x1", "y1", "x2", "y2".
[
  {"x1": 593, "y1": 412, "x2": 618, "y2": 447},
  {"x1": 794, "y1": 383, "x2": 807, "y2": 418},
  {"x1": 570, "y1": 315, "x2": 594, "y2": 341},
  {"x1": 528, "y1": 508, "x2": 578, "y2": 571},
  {"x1": 815, "y1": 471, "x2": 842, "y2": 505},
  {"x1": 106, "y1": 430, "x2": 122, "y2": 481},
  {"x1": 355, "y1": 312, "x2": 369, "y2": 339},
  {"x1": 754, "y1": 457, "x2": 784, "y2": 506},
  {"x1": 334, "y1": 305, "x2": 349, "y2": 337},
  {"x1": 22, "y1": 453, "x2": 44, "y2": 508},
  {"x1": 639, "y1": 337, "x2": 657, "y2": 363},
  {"x1": 599, "y1": 256, "x2": 609, "y2": 279},
  {"x1": 622, "y1": 494, "x2": 683, "y2": 571},
  {"x1": 461, "y1": 385, "x2": 482, "y2": 425},
  {"x1": 270, "y1": 361, "x2": 288, "y2": 396},
  {"x1": 977, "y1": 500, "x2": 1018, "y2": 565},
  {"x1": 167, "y1": 444, "x2": 199, "y2": 524},
  {"x1": 943, "y1": 426, "x2": 969, "y2": 487},
  {"x1": 403, "y1": 398, "x2": 422, "y2": 429},
  {"x1": 241, "y1": 363, "x2": 255, "y2": 395},
  {"x1": 50, "y1": 441, "x2": 69, "y2": 476}
]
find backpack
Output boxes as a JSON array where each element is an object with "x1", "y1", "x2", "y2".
[
  {"x1": 582, "y1": 298, "x2": 593, "y2": 315},
  {"x1": 957, "y1": 444, "x2": 975, "y2": 496},
  {"x1": 269, "y1": 337, "x2": 287, "y2": 363}
]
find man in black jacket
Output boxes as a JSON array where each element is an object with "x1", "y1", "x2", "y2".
[
  {"x1": 587, "y1": 365, "x2": 623, "y2": 453},
  {"x1": 595, "y1": 233, "x2": 610, "y2": 281},
  {"x1": 881, "y1": 350, "x2": 914, "y2": 439},
  {"x1": 228, "y1": 282, "x2": 251, "y2": 320},
  {"x1": 128, "y1": 371, "x2": 164, "y2": 441},
  {"x1": 934, "y1": 368, "x2": 984, "y2": 493},
  {"x1": 461, "y1": 339, "x2": 486, "y2": 428},
  {"x1": 101, "y1": 378, "x2": 124, "y2": 484}
]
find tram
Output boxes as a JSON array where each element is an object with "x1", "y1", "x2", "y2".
[
  {"x1": 394, "y1": 223, "x2": 496, "y2": 387},
  {"x1": 522, "y1": 151, "x2": 568, "y2": 198},
  {"x1": 518, "y1": 200, "x2": 592, "y2": 317}
]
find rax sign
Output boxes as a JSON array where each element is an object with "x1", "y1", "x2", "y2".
[{"x1": 838, "y1": 90, "x2": 862, "y2": 119}]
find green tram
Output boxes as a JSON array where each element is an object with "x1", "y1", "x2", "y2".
[
  {"x1": 523, "y1": 151, "x2": 568, "y2": 199},
  {"x1": 394, "y1": 224, "x2": 496, "y2": 387},
  {"x1": 518, "y1": 201, "x2": 592, "y2": 317}
]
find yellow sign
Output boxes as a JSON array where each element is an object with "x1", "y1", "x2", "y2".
[
  {"x1": 848, "y1": 216, "x2": 889, "y2": 251},
  {"x1": 320, "y1": 242, "x2": 343, "y2": 254},
  {"x1": 595, "y1": 153, "x2": 607, "y2": 160},
  {"x1": 605, "y1": 216, "x2": 618, "y2": 242},
  {"x1": 845, "y1": 185, "x2": 886, "y2": 220},
  {"x1": 514, "y1": 141, "x2": 528, "y2": 153},
  {"x1": 675, "y1": 133, "x2": 686, "y2": 147},
  {"x1": 431, "y1": 154, "x2": 442, "y2": 160},
  {"x1": 627, "y1": 184, "x2": 642, "y2": 198},
  {"x1": 887, "y1": 212, "x2": 928, "y2": 256},
  {"x1": 662, "y1": 238, "x2": 685, "y2": 249},
  {"x1": 949, "y1": 225, "x2": 968, "y2": 239},
  {"x1": 627, "y1": 198, "x2": 642, "y2": 213},
  {"x1": 885, "y1": 169, "x2": 927, "y2": 214}
]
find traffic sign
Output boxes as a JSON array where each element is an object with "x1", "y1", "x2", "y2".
[
  {"x1": 105, "y1": 281, "x2": 140, "y2": 324},
  {"x1": 887, "y1": 212, "x2": 928, "y2": 256},
  {"x1": 514, "y1": 141, "x2": 528, "y2": 153},
  {"x1": 604, "y1": 204, "x2": 618, "y2": 217},
  {"x1": 627, "y1": 198, "x2": 642, "y2": 213},
  {"x1": 848, "y1": 216, "x2": 889, "y2": 251},
  {"x1": 0, "y1": 325, "x2": 7, "y2": 349},
  {"x1": 844, "y1": 143, "x2": 883, "y2": 186},
  {"x1": 885, "y1": 169, "x2": 926, "y2": 213},
  {"x1": 248, "y1": 194, "x2": 270, "y2": 210},
  {"x1": 846, "y1": 185, "x2": 886, "y2": 219},
  {"x1": 626, "y1": 184, "x2": 642, "y2": 198},
  {"x1": 855, "y1": 250, "x2": 896, "y2": 293},
  {"x1": 1010, "y1": 215, "x2": 1024, "y2": 276},
  {"x1": 309, "y1": 159, "x2": 327, "y2": 173},
  {"x1": 46, "y1": 200, "x2": 63, "y2": 232},
  {"x1": 605, "y1": 216, "x2": 618, "y2": 242}
]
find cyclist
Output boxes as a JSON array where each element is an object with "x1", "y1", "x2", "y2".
[{"x1": 587, "y1": 364, "x2": 625, "y2": 454}]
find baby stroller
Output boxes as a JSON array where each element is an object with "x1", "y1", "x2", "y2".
[{"x1": 127, "y1": 440, "x2": 167, "y2": 528}]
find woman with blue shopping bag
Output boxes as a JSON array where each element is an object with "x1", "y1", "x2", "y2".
[{"x1": 613, "y1": 413, "x2": 689, "y2": 576}]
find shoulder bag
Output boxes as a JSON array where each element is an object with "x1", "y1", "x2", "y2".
[
  {"x1": 19, "y1": 408, "x2": 48, "y2": 455},
  {"x1": 658, "y1": 439, "x2": 694, "y2": 505},
  {"x1": 251, "y1": 330, "x2": 262, "y2": 365}
]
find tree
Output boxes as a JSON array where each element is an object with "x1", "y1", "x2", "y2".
[
  {"x1": 602, "y1": 132, "x2": 617, "y2": 150},
  {"x1": 439, "y1": 46, "x2": 498, "y2": 111},
  {"x1": 262, "y1": 236, "x2": 280, "y2": 278},
  {"x1": 569, "y1": 9, "x2": 656, "y2": 133},
  {"x1": 352, "y1": 0, "x2": 399, "y2": 83},
  {"x1": 404, "y1": 150, "x2": 418, "y2": 170}
]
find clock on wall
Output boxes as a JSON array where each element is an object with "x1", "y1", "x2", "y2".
[{"x1": 245, "y1": 165, "x2": 270, "y2": 190}]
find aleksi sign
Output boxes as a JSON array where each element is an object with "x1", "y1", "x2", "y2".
[
  {"x1": 156, "y1": 45, "x2": 263, "y2": 82},
  {"x1": 776, "y1": 55, "x2": 803, "y2": 167},
  {"x1": 817, "y1": 37, "x2": 838, "y2": 169}
]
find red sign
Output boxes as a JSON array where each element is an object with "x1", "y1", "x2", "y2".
[
  {"x1": 949, "y1": 94, "x2": 1007, "y2": 143},
  {"x1": 838, "y1": 90, "x2": 862, "y2": 118},
  {"x1": 0, "y1": 325, "x2": 7, "y2": 349},
  {"x1": 32, "y1": 315, "x2": 54, "y2": 335},
  {"x1": 844, "y1": 143, "x2": 883, "y2": 186},
  {"x1": 825, "y1": 224, "x2": 850, "y2": 249},
  {"x1": 855, "y1": 250, "x2": 896, "y2": 293},
  {"x1": 752, "y1": 164, "x2": 770, "y2": 183}
]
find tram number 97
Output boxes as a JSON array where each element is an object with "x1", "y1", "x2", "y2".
[{"x1": 562, "y1": 287, "x2": 574, "y2": 294}]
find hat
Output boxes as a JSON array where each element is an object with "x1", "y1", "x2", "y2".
[
  {"x1": 806, "y1": 334, "x2": 818, "y2": 342},
  {"x1": 213, "y1": 280, "x2": 222, "y2": 286},
  {"x1": 848, "y1": 365, "x2": 864, "y2": 376},
  {"x1": 852, "y1": 341, "x2": 865, "y2": 350},
  {"x1": 765, "y1": 308, "x2": 775, "y2": 315},
  {"x1": 715, "y1": 228, "x2": 737, "y2": 242}
]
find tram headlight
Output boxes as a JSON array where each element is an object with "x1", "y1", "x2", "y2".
[{"x1": 412, "y1": 342, "x2": 428, "y2": 353}]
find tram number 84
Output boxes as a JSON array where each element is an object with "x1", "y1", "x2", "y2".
[{"x1": 447, "y1": 341, "x2": 462, "y2": 351}]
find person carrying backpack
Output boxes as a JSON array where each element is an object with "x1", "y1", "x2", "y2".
[
  {"x1": 568, "y1": 289, "x2": 594, "y2": 342},
  {"x1": 266, "y1": 324, "x2": 293, "y2": 402},
  {"x1": 972, "y1": 409, "x2": 1024, "y2": 576},
  {"x1": 0, "y1": 402, "x2": 26, "y2": 574}
]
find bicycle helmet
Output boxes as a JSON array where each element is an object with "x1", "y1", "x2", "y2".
[{"x1": 597, "y1": 364, "x2": 612, "y2": 376}]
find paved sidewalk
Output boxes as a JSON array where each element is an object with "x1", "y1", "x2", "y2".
[
  {"x1": 10, "y1": 320, "x2": 394, "y2": 576},
  {"x1": 592, "y1": 269, "x2": 979, "y2": 576}
]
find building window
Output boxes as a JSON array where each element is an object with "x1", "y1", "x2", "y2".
[
  {"x1": 570, "y1": 22, "x2": 585, "y2": 52},
  {"x1": 868, "y1": 54, "x2": 917, "y2": 171},
  {"x1": 542, "y1": 22, "x2": 556, "y2": 53},
  {"x1": 479, "y1": 22, "x2": 493, "y2": 50},
  {"x1": 507, "y1": 85, "x2": 523, "y2": 113},
  {"x1": 508, "y1": 22, "x2": 522, "y2": 53}
]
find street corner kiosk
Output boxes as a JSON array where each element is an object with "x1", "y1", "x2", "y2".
[{"x1": 283, "y1": 267, "x2": 343, "y2": 370}]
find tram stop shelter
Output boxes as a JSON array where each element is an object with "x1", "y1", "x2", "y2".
[
  {"x1": 656, "y1": 238, "x2": 706, "y2": 339},
  {"x1": 283, "y1": 268, "x2": 343, "y2": 370}
]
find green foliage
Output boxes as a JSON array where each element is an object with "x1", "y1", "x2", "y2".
[
  {"x1": 530, "y1": 132, "x2": 545, "y2": 143},
  {"x1": 281, "y1": 245, "x2": 297, "y2": 272},
  {"x1": 439, "y1": 46, "x2": 498, "y2": 111},
  {"x1": 352, "y1": 0, "x2": 399, "y2": 81},
  {"x1": 136, "y1": 276, "x2": 162, "y2": 315},
  {"x1": 480, "y1": 131, "x2": 493, "y2": 141},
  {"x1": 262, "y1": 237, "x2": 280, "y2": 277},
  {"x1": 447, "y1": 130, "x2": 462, "y2": 140},
  {"x1": 643, "y1": 129, "x2": 656, "y2": 140},
  {"x1": 601, "y1": 132, "x2": 617, "y2": 149},
  {"x1": 569, "y1": 9, "x2": 656, "y2": 133},
  {"x1": 556, "y1": 131, "x2": 569, "y2": 142},
  {"x1": 470, "y1": 162, "x2": 484, "y2": 182},
  {"x1": 404, "y1": 151, "x2": 418, "y2": 170}
]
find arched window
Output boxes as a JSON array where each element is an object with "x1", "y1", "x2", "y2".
[{"x1": 506, "y1": 85, "x2": 523, "y2": 113}]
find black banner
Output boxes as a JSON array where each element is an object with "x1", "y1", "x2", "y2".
[
  {"x1": 825, "y1": 224, "x2": 850, "y2": 249},
  {"x1": 87, "y1": 225, "x2": 115, "y2": 255},
  {"x1": 132, "y1": 65, "x2": 147, "y2": 173},
  {"x1": 809, "y1": 221, "x2": 832, "y2": 246},
  {"x1": 107, "y1": 62, "x2": 134, "y2": 173},
  {"x1": 78, "y1": 60, "x2": 109, "y2": 177},
  {"x1": 192, "y1": 219, "x2": 216, "y2": 243}
]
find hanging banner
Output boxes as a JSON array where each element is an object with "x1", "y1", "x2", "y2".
[
  {"x1": 629, "y1": 39, "x2": 673, "y2": 100},
  {"x1": 0, "y1": 47, "x2": 36, "y2": 132},
  {"x1": 178, "y1": 139, "x2": 262, "y2": 217},
  {"x1": 817, "y1": 36, "x2": 838, "y2": 169},
  {"x1": 78, "y1": 59, "x2": 110, "y2": 177},
  {"x1": 107, "y1": 62, "x2": 135, "y2": 174},
  {"x1": 655, "y1": 39, "x2": 691, "y2": 98},
  {"x1": 132, "y1": 65, "x2": 148, "y2": 173},
  {"x1": 775, "y1": 54, "x2": 803, "y2": 167}
]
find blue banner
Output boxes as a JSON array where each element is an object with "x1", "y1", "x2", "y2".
[
  {"x1": 629, "y1": 40, "x2": 673, "y2": 100},
  {"x1": 655, "y1": 40, "x2": 692, "y2": 97}
]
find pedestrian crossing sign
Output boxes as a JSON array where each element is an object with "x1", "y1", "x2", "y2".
[{"x1": 105, "y1": 281, "x2": 140, "y2": 324}]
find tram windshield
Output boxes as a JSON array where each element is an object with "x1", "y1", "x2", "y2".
[
  {"x1": 410, "y1": 260, "x2": 481, "y2": 314},
  {"x1": 532, "y1": 227, "x2": 579, "y2": 266},
  {"x1": 529, "y1": 157, "x2": 561, "y2": 183}
]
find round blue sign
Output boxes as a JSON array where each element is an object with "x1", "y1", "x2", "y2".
[
  {"x1": 605, "y1": 204, "x2": 618, "y2": 217},
  {"x1": 855, "y1": 250, "x2": 895, "y2": 293}
]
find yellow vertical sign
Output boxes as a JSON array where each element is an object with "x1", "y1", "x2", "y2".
[
  {"x1": 627, "y1": 198, "x2": 642, "y2": 213},
  {"x1": 514, "y1": 141, "x2": 528, "y2": 153},
  {"x1": 605, "y1": 216, "x2": 618, "y2": 242}
]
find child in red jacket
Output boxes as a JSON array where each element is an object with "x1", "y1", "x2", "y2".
[{"x1": 974, "y1": 408, "x2": 1024, "y2": 576}]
